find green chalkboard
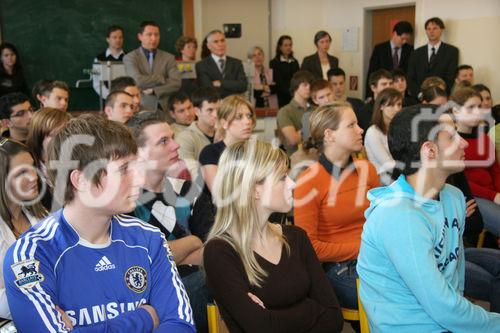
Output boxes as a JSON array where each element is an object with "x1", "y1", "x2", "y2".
[{"x1": 0, "y1": 0, "x2": 183, "y2": 110}]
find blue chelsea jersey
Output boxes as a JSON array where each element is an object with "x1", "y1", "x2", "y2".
[{"x1": 3, "y1": 209, "x2": 195, "y2": 332}]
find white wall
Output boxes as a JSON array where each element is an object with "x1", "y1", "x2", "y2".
[
  {"x1": 270, "y1": 0, "x2": 500, "y2": 100},
  {"x1": 193, "y1": 0, "x2": 270, "y2": 62}
]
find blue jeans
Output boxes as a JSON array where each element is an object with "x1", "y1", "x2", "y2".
[
  {"x1": 464, "y1": 248, "x2": 500, "y2": 313},
  {"x1": 324, "y1": 260, "x2": 359, "y2": 309},
  {"x1": 475, "y1": 197, "x2": 500, "y2": 236},
  {"x1": 182, "y1": 270, "x2": 212, "y2": 333}
]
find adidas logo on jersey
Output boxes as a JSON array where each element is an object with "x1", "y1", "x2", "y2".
[{"x1": 94, "y1": 256, "x2": 116, "y2": 272}]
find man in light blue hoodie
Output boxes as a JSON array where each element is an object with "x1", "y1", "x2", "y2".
[{"x1": 357, "y1": 105, "x2": 500, "y2": 332}]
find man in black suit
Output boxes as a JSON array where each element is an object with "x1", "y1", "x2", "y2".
[
  {"x1": 366, "y1": 21, "x2": 413, "y2": 98},
  {"x1": 195, "y1": 30, "x2": 247, "y2": 98},
  {"x1": 407, "y1": 17, "x2": 459, "y2": 97}
]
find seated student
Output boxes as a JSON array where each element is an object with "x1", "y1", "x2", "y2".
[
  {"x1": 421, "y1": 85, "x2": 448, "y2": 106},
  {"x1": 277, "y1": 70, "x2": 314, "y2": 155},
  {"x1": 301, "y1": 79, "x2": 334, "y2": 142},
  {"x1": 37, "y1": 80, "x2": 70, "y2": 112},
  {"x1": 204, "y1": 139, "x2": 344, "y2": 333},
  {"x1": 451, "y1": 87, "x2": 500, "y2": 237},
  {"x1": 176, "y1": 87, "x2": 220, "y2": 181},
  {"x1": 25, "y1": 107, "x2": 71, "y2": 212},
  {"x1": 0, "y1": 92, "x2": 33, "y2": 143},
  {"x1": 109, "y1": 76, "x2": 142, "y2": 114},
  {"x1": 92, "y1": 25, "x2": 125, "y2": 99},
  {"x1": 392, "y1": 69, "x2": 418, "y2": 107},
  {"x1": 364, "y1": 88, "x2": 403, "y2": 184},
  {"x1": 3, "y1": 115, "x2": 195, "y2": 332},
  {"x1": 357, "y1": 106, "x2": 500, "y2": 332},
  {"x1": 473, "y1": 83, "x2": 493, "y2": 110},
  {"x1": 192, "y1": 95, "x2": 255, "y2": 241},
  {"x1": 452, "y1": 64, "x2": 474, "y2": 94},
  {"x1": 168, "y1": 91, "x2": 195, "y2": 135},
  {"x1": 294, "y1": 102, "x2": 380, "y2": 326},
  {"x1": 31, "y1": 79, "x2": 53, "y2": 109},
  {"x1": 104, "y1": 90, "x2": 134, "y2": 124},
  {"x1": 0, "y1": 139, "x2": 47, "y2": 320},
  {"x1": 419, "y1": 75, "x2": 447, "y2": 102},
  {"x1": 128, "y1": 111, "x2": 209, "y2": 332},
  {"x1": 0, "y1": 43, "x2": 28, "y2": 98},
  {"x1": 327, "y1": 67, "x2": 364, "y2": 115},
  {"x1": 359, "y1": 69, "x2": 393, "y2": 133}
]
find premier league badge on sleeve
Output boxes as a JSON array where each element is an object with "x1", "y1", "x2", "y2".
[
  {"x1": 11, "y1": 259, "x2": 44, "y2": 289},
  {"x1": 125, "y1": 266, "x2": 148, "y2": 293}
]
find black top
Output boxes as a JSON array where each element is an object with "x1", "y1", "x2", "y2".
[
  {"x1": 269, "y1": 57, "x2": 300, "y2": 108},
  {"x1": 356, "y1": 101, "x2": 374, "y2": 135},
  {"x1": 199, "y1": 140, "x2": 226, "y2": 166},
  {"x1": 301, "y1": 52, "x2": 339, "y2": 80},
  {"x1": 0, "y1": 68, "x2": 28, "y2": 97},
  {"x1": 204, "y1": 225, "x2": 343, "y2": 333},
  {"x1": 95, "y1": 52, "x2": 124, "y2": 62},
  {"x1": 446, "y1": 171, "x2": 484, "y2": 247}
]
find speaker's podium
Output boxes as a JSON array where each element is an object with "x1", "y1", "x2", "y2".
[{"x1": 92, "y1": 61, "x2": 126, "y2": 111}]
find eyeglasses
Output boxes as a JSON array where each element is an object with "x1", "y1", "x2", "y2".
[{"x1": 10, "y1": 108, "x2": 33, "y2": 118}]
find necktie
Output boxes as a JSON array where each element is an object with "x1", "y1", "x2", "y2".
[
  {"x1": 148, "y1": 51, "x2": 154, "y2": 70},
  {"x1": 219, "y1": 58, "x2": 225, "y2": 74},
  {"x1": 429, "y1": 47, "x2": 436, "y2": 65},
  {"x1": 392, "y1": 47, "x2": 400, "y2": 69}
]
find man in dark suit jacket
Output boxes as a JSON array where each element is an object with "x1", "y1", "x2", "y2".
[
  {"x1": 195, "y1": 30, "x2": 247, "y2": 98},
  {"x1": 124, "y1": 21, "x2": 181, "y2": 118},
  {"x1": 407, "y1": 17, "x2": 459, "y2": 97},
  {"x1": 301, "y1": 31, "x2": 338, "y2": 80},
  {"x1": 365, "y1": 21, "x2": 414, "y2": 98}
]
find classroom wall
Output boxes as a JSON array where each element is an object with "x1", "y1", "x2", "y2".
[
  {"x1": 193, "y1": 0, "x2": 270, "y2": 62},
  {"x1": 270, "y1": 0, "x2": 500, "y2": 100}
]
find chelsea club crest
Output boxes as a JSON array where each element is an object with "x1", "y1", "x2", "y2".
[{"x1": 125, "y1": 266, "x2": 148, "y2": 293}]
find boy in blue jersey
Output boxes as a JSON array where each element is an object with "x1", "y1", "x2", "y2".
[
  {"x1": 3, "y1": 115, "x2": 195, "y2": 332},
  {"x1": 357, "y1": 105, "x2": 500, "y2": 332}
]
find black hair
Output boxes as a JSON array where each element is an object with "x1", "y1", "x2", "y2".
[
  {"x1": 388, "y1": 104, "x2": 441, "y2": 176},
  {"x1": 168, "y1": 90, "x2": 191, "y2": 112},
  {"x1": 0, "y1": 92, "x2": 30, "y2": 119},
  {"x1": 314, "y1": 31, "x2": 332, "y2": 46},
  {"x1": 369, "y1": 69, "x2": 393, "y2": 88},
  {"x1": 191, "y1": 87, "x2": 220, "y2": 109},
  {"x1": 273, "y1": 35, "x2": 295, "y2": 60},
  {"x1": 393, "y1": 21, "x2": 413, "y2": 35},
  {"x1": 0, "y1": 43, "x2": 22, "y2": 74},
  {"x1": 290, "y1": 70, "x2": 315, "y2": 95},
  {"x1": 455, "y1": 64, "x2": 473, "y2": 78},
  {"x1": 107, "y1": 25, "x2": 124, "y2": 37},
  {"x1": 139, "y1": 21, "x2": 160, "y2": 34},
  {"x1": 110, "y1": 76, "x2": 137, "y2": 94},
  {"x1": 425, "y1": 17, "x2": 445, "y2": 29},
  {"x1": 327, "y1": 67, "x2": 346, "y2": 80}
]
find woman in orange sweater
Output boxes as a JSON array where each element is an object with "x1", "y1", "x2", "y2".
[{"x1": 294, "y1": 101, "x2": 380, "y2": 311}]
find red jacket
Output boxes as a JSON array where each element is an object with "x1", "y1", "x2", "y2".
[{"x1": 462, "y1": 130, "x2": 500, "y2": 200}]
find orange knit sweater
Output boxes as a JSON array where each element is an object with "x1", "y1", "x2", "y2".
[{"x1": 294, "y1": 156, "x2": 380, "y2": 262}]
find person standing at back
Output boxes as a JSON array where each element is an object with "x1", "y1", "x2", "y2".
[
  {"x1": 124, "y1": 21, "x2": 181, "y2": 120},
  {"x1": 195, "y1": 30, "x2": 247, "y2": 98},
  {"x1": 269, "y1": 35, "x2": 300, "y2": 108},
  {"x1": 365, "y1": 21, "x2": 413, "y2": 99},
  {"x1": 301, "y1": 31, "x2": 338, "y2": 80},
  {"x1": 407, "y1": 17, "x2": 459, "y2": 97}
]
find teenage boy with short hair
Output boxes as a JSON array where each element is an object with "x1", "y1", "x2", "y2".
[
  {"x1": 129, "y1": 111, "x2": 208, "y2": 332},
  {"x1": 176, "y1": 87, "x2": 220, "y2": 180},
  {"x1": 358, "y1": 69, "x2": 393, "y2": 133},
  {"x1": 104, "y1": 91, "x2": 134, "y2": 124},
  {"x1": 110, "y1": 76, "x2": 142, "y2": 114},
  {"x1": 301, "y1": 79, "x2": 333, "y2": 141},
  {"x1": 38, "y1": 80, "x2": 70, "y2": 112},
  {"x1": 168, "y1": 91, "x2": 195, "y2": 135},
  {"x1": 4, "y1": 115, "x2": 195, "y2": 332},
  {"x1": 357, "y1": 105, "x2": 500, "y2": 332},
  {"x1": 277, "y1": 70, "x2": 315, "y2": 155},
  {"x1": 0, "y1": 92, "x2": 33, "y2": 143}
]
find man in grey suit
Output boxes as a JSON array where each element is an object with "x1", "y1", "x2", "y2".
[
  {"x1": 195, "y1": 30, "x2": 247, "y2": 98},
  {"x1": 124, "y1": 21, "x2": 181, "y2": 119}
]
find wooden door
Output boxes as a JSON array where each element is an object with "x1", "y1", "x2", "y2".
[{"x1": 372, "y1": 6, "x2": 415, "y2": 48}]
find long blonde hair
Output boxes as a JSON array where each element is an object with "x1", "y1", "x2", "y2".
[{"x1": 207, "y1": 140, "x2": 289, "y2": 287}]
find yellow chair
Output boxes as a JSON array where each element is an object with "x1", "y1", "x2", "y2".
[
  {"x1": 207, "y1": 303, "x2": 229, "y2": 333},
  {"x1": 477, "y1": 229, "x2": 488, "y2": 248},
  {"x1": 341, "y1": 278, "x2": 370, "y2": 333}
]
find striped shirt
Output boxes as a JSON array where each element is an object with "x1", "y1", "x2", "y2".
[{"x1": 3, "y1": 209, "x2": 195, "y2": 332}]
